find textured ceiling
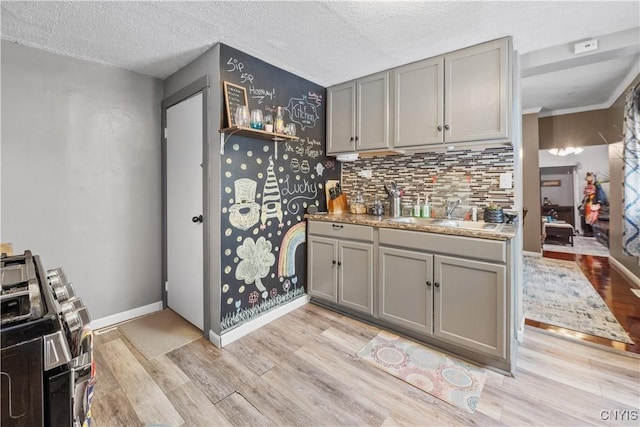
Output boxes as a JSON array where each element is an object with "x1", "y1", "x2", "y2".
[{"x1": 2, "y1": 1, "x2": 639, "y2": 113}]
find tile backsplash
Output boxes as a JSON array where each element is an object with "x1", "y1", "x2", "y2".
[{"x1": 341, "y1": 146, "x2": 515, "y2": 218}]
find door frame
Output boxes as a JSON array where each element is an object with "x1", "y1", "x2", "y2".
[{"x1": 161, "y1": 75, "x2": 210, "y2": 336}]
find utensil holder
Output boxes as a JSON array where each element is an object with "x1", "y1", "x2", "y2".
[{"x1": 389, "y1": 196, "x2": 402, "y2": 218}]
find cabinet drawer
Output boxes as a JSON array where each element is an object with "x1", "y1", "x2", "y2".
[
  {"x1": 379, "y1": 228, "x2": 505, "y2": 263},
  {"x1": 308, "y1": 221, "x2": 374, "y2": 242}
]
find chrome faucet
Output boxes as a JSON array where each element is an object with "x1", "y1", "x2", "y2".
[{"x1": 445, "y1": 199, "x2": 461, "y2": 219}]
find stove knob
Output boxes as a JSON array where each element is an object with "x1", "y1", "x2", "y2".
[
  {"x1": 64, "y1": 311, "x2": 83, "y2": 335},
  {"x1": 52, "y1": 282, "x2": 76, "y2": 302}
]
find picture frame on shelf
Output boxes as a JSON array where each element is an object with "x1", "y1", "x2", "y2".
[{"x1": 223, "y1": 81, "x2": 248, "y2": 127}]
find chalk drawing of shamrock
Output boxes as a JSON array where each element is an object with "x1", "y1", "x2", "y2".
[{"x1": 235, "y1": 236, "x2": 275, "y2": 292}]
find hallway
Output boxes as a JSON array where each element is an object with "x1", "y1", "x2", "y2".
[{"x1": 526, "y1": 251, "x2": 640, "y2": 354}]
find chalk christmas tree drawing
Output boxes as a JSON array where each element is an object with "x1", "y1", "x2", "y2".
[{"x1": 260, "y1": 156, "x2": 284, "y2": 228}]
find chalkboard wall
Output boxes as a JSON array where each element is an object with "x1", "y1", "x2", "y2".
[{"x1": 219, "y1": 44, "x2": 339, "y2": 330}]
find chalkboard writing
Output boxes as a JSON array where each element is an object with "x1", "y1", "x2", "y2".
[
  {"x1": 285, "y1": 95, "x2": 320, "y2": 131},
  {"x1": 223, "y1": 81, "x2": 248, "y2": 127}
]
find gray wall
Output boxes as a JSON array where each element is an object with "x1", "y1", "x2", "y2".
[
  {"x1": 1, "y1": 41, "x2": 164, "y2": 320},
  {"x1": 163, "y1": 44, "x2": 222, "y2": 335},
  {"x1": 522, "y1": 113, "x2": 541, "y2": 253}
]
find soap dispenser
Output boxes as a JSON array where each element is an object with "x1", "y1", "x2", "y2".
[
  {"x1": 413, "y1": 195, "x2": 421, "y2": 217},
  {"x1": 421, "y1": 194, "x2": 431, "y2": 218}
]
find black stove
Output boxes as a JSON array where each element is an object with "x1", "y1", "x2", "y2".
[{"x1": 1, "y1": 251, "x2": 94, "y2": 427}]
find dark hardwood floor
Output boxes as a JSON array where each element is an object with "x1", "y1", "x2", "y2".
[{"x1": 525, "y1": 250, "x2": 640, "y2": 354}]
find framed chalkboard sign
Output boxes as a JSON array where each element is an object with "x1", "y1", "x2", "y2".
[{"x1": 223, "y1": 81, "x2": 248, "y2": 127}]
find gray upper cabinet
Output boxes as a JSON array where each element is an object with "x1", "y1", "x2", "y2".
[
  {"x1": 433, "y1": 255, "x2": 506, "y2": 358},
  {"x1": 393, "y1": 57, "x2": 444, "y2": 148},
  {"x1": 444, "y1": 38, "x2": 511, "y2": 143},
  {"x1": 327, "y1": 71, "x2": 390, "y2": 154},
  {"x1": 326, "y1": 81, "x2": 356, "y2": 154},
  {"x1": 392, "y1": 37, "x2": 512, "y2": 149}
]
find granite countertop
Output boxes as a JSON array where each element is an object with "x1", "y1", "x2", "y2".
[{"x1": 305, "y1": 212, "x2": 518, "y2": 241}]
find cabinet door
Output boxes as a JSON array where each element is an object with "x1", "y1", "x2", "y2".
[
  {"x1": 444, "y1": 38, "x2": 510, "y2": 143},
  {"x1": 327, "y1": 81, "x2": 356, "y2": 154},
  {"x1": 393, "y1": 57, "x2": 444, "y2": 148},
  {"x1": 338, "y1": 241, "x2": 374, "y2": 315},
  {"x1": 307, "y1": 236, "x2": 338, "y2": 303},
  {"x1": 379, "y1": 246, "x2": 433, "y2": 334},
  {"x1": 357, "y1": 71, "x2": 390, "y2": 151},
  {"x1": 433, "y1": 255, "x2": 506, "y2": 358}
]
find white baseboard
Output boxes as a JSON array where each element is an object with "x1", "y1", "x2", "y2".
[
  {"x1": 90, "y1": 301, "x2": 163, "y2": 330},
  {"x1": 609, "y1": 256, "x2": 640, "y2": 289},
  {"x1": 523, "y1": 250, "x2": 542, "y2": 257},
  {"x1": 209, "y1": 295, "x2": 310, "y2": 348}
]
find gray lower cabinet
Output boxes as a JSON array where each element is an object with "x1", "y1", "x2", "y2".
[
  {"x1": 307, "y1": 222, "x2": 374, "y2": 315},
  {"x1": 379, "y1": 247, "x2": 433, "y2": 334},
  {"x1": 433, "y1": 255, "x2": 506, "y2": 358},
  {"x1": 309, "y1": 222, "x2": 513, "y2": 371},
  {"x1": 379, "y1": 236, "x2": 507, "y2": 359}
]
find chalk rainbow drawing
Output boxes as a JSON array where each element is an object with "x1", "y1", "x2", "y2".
[{"x1": 278, "y1": 221, "x2": 306, "y2": 278}]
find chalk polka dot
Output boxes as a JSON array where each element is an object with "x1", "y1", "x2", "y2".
[
  {"x1": 296, "y1": 215, "x2": 301, "y2": 221},
  {"x1": 256, "y1": 158, "x2": 262, "y2": 164},
  {"x1": 227, "y1": 297, "x2": 233, "y2": 304},
  {"x1": 247, "y1": 151, "x2": 253, "y2": 157},
  {"x1": 229, "y1": 198, "x2": 234, "y2": 204},
  {"x1": 222, "y1": 284, "x2": 229, "y2": 293},
  {"x1": 241, "y1": 164, "x2": 247, "y2": 170},
  {"x1": 277, "y1": 231, "x2": 282, "y2": 236},
  {"x1": 239, "y1": 286, "x2": 245, "y2": 293},
  {"x1": 296, "y1": 175, "x2": 300, "y2": 181},
  {"x1": 234, "y1": 257, "x2": 239, "y2": 263},
  {"x1": 283, "y1": 154, "x2": 289, "y2": 160},
  {"x1": 258, "y1": 173, "x2": 263, "y2": 179},
  {"x1": 253, "y1": 228, "x2": 259, "y2": 235},
  {"x1": 236, "y1": 236, "x2": 242, "y2": 242},
  {"x1": 263, "y1": 146, "x2": 269, "y2": 152},
  {"x1": 225, "y1": 228, "x2": 232, "y2": 236},
  {"x1": 224, "y1": 249, "x2": 231, "y2": 256},
  {"x1": 226, "y1": 158, "x2": 232, "y2": 164},
  {"x1": 286, "y1": 220, "x2": 291, "y2": 226},
  {"x1": 222, "y1": 207, "x2": 228, "y2": 214},
  {"x1": 303, "y1": 202, "x2": 308, "y2": 208},
  {"x1": 271, "y1": 273, "x2": 276, "y2": 278},
  {"x1": 232, "y1": 143, "x2": 240, "y2": 151},
  {"x1": 225, "y1": 187, "x2": 232, "y2": 194},
  {"x1": 279, "y1": 166, "x2": 284, "y2": 173},
  {"x1": 224, "y1": 266, "x2": 231, "y2": 274},
  {"x1": 225, "y1": 171, "x2": 232, "y2": 178}
]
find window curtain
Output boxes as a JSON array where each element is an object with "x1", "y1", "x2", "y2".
[{"x1": 623, "y1": 84, "x2": 640, "y2": 256}]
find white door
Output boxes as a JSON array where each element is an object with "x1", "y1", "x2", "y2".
[{"x1": 166, "y1": 93, "x2": 204, "y2": 330}]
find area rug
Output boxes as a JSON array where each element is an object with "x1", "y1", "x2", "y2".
[
  {"x1": 523, "y1": 256, "x2": 633, "y2": 344},
  {"x1": 357, "y1": 331, "x2": 486, "y2": 413},
  {"x1": 118, "y1": 309, "x2": 202, "y2": 359},
  {"x1": 543, "y1": 236, "x2": 609, "y2": 257}
]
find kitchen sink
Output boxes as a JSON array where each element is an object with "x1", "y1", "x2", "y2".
[{"x1": 385, "y1": 216, "x2": 503, "y2": 231}]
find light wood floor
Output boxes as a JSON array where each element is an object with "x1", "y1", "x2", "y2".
[{"x1": 92, "y1": 303, "x2": 640, "y2": 426}]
